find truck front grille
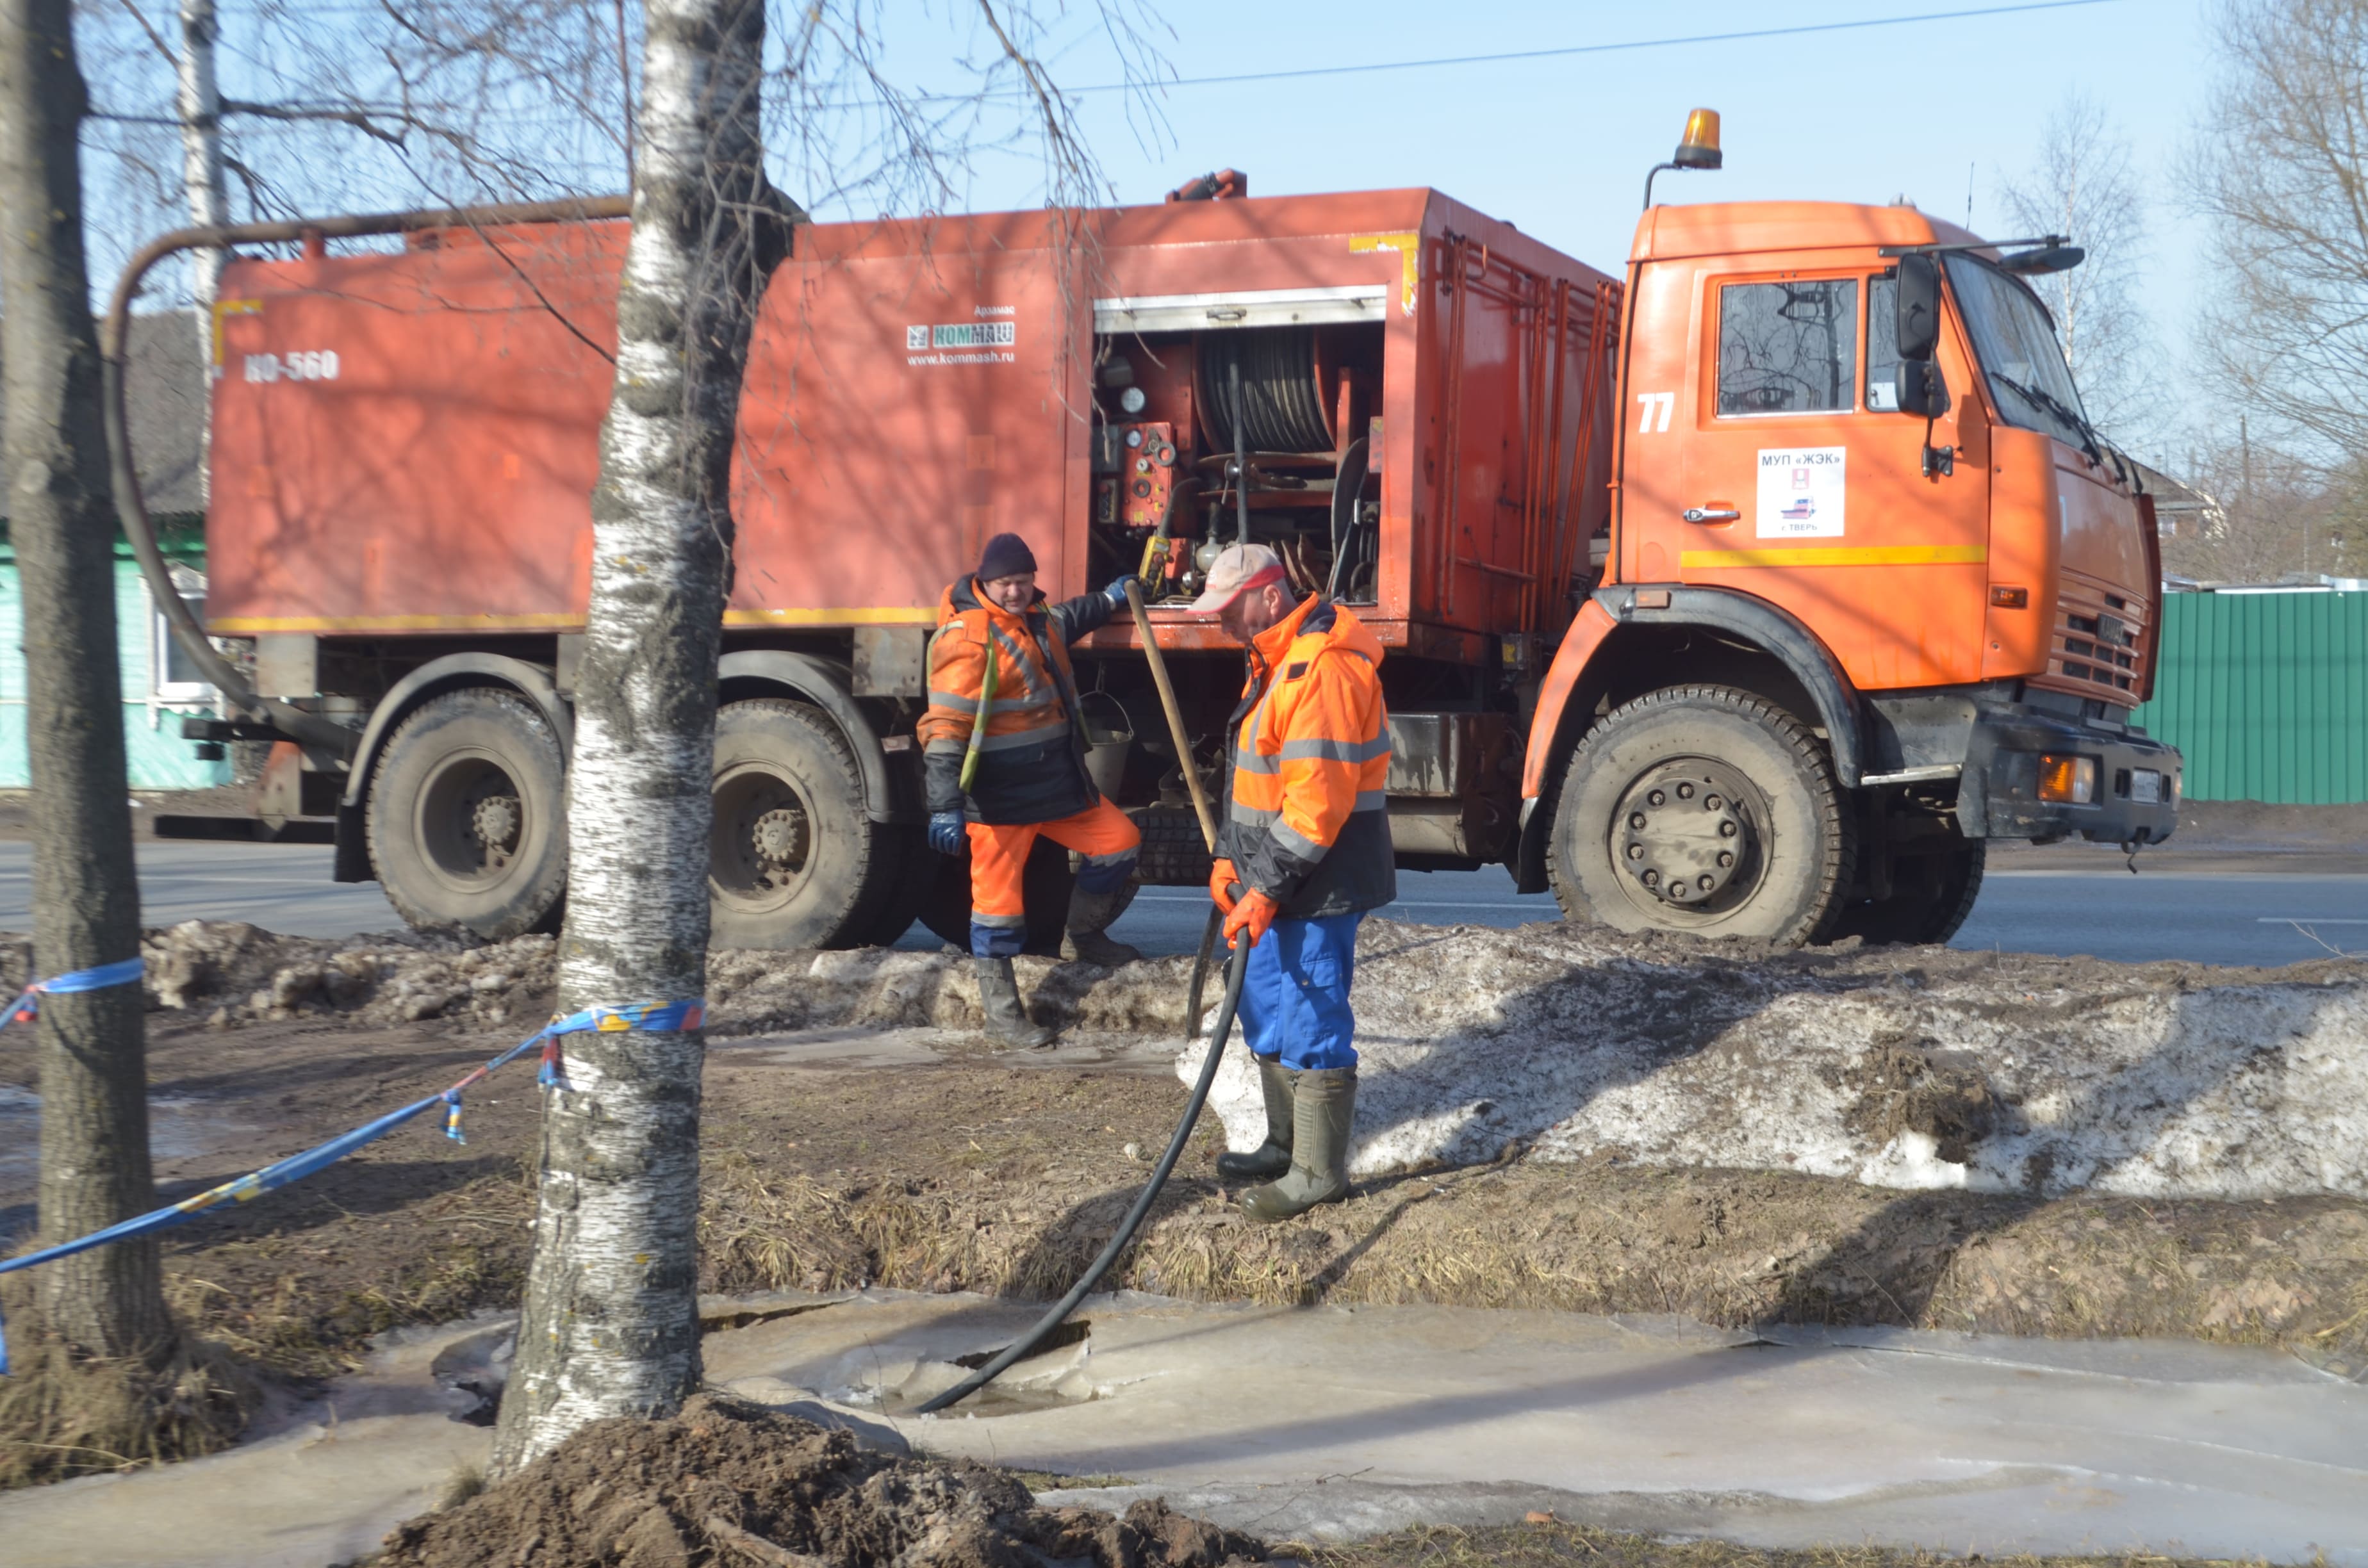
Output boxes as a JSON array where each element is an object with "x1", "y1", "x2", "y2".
[{"x1": 2049, "y1": 601, "x2": 2142, "y2": 696}]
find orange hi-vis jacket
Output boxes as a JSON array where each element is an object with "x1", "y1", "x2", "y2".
[
  {"x1": 1217, "y1": 595, "x2": 1397, "y2": 919},
  {"x1": 918, "y1": 575, "x2": 1117, "y2": 825}
]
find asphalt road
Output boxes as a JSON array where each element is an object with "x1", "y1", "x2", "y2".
[{"x1": 0, "y1": 840, "x2": 2360, "y2": 968}]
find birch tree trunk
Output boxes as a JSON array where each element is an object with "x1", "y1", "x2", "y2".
[
  {"x1": 0, "y1": 0, "x2": 169, "y2": 1360},
  {"x1": 175, "y1": 0, "x2": 227, "y2": 309},
  {"x1": 491, "y1": 0, "x2": 789, "y2": 1473},
  {"x1": 175, "y1": 0, "x2": 228, "y2": 511}
]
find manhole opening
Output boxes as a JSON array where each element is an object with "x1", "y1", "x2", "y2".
[{"x1": 952, "y1": 1318, "x2": 1089, "y2": 1370}]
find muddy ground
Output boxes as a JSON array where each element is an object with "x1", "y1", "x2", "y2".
[{"x1": 3, "y1": 920, "x2": 2364, "y2": 1403}]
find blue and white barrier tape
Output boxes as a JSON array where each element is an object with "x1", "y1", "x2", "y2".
[
  {"x1": 0, "y1": 991, "x2": 704, "y2": 1374},
  {"x1": 3, "y1": 956, "x2": 147, "y2": 1025}
]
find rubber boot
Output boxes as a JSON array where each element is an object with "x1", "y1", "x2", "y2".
[
  {"x1": 1216, "y1": 1056, "x2": 1296, "y2": 1180},
  {"x1": 1062, "y1": 926, "x2": 1143, "y2": 965},
  {"x1": 1062, "y1": 883, "x2": 1143, "y2": 966},
  {"x1": 1240, "y1": 1066, "x2": 1355, "y2": 1223},
  {"x1": 974, "y1": 956, "x2": 1056, "y2": 1049}
]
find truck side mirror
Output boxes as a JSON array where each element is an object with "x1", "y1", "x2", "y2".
[
  {"x1": 1895, "y1": 359, "x2": 1951, "y2": 419},
  {"x1": 1896, "y1": 252, "x2": 1942, "y2": 363}
]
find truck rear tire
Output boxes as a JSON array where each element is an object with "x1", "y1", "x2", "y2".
[
  {"x1": 368, "y1": 687, "x2": 568, "y2": 939},
  {"x1": 709, "y1": 699, "x2": 898, "y2": 950},
  {"x1": 1834, "y1": 841, "x2": 1986, "y2": 945},
  {"x1": 851, "y1": 823, "x2": 929, "y2": 947},
  {"x1": 1549, "y1": 685, "x2": 1855, "y2": 947},
  {"x1": 916, "y1": 836, "x2": 1074, "y2": 955}
]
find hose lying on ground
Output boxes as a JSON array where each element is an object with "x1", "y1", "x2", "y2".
[{"x1": 916, "y1": 904, "x2": 1246, "y2": 1414}]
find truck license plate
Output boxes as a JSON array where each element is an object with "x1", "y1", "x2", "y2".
[{"x1": 2131, "y1": 769, "x2": 2162, "y2": 804}]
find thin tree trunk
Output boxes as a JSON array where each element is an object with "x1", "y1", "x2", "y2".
[
  {"x1": 491, "y1": 0, "x2": 789, "y2": 1473},
  {"x1": 175, "y1": 0, "x2": 229, "y2": 512},
  {"x1": 176, "y1": 0, "x2": 228, "y2": 309},
  {"x1": 0, "y1": 0, "x2": 169, "y2": 1360}
]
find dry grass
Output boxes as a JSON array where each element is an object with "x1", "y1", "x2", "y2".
[
  {"x1": 1306, "y1": 1519, "x2": 2280, "y2": 1568},
  {"x1": 0, "y1": 1324, "x2": 259, "y2": 1489},
  {"x1": 695, "y1": 1153, "x2": 2368, "y2": 1376}
]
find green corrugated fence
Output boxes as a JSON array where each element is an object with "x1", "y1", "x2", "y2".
[{"x1": 2130, "y1": 591, "x2": 2368, "y2": 803}]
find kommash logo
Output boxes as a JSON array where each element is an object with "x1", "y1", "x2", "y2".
[{"x1": 906, "y1": 306, "x2": 1017, "y2": 365}]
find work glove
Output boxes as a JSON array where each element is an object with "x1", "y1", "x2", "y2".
[
  {"x1": 1101, "y1": 574, "x2": 1142, "y2": 610},
  {"x1": 1224, "y1": 887, "x2": 1279, "y2": 950},
  {"x1": 1208, "y1": 856, "x2": 1240, "y2": 914},
  {"x1": 928, "y1": 810, "x2": 968, "y2": 856}
]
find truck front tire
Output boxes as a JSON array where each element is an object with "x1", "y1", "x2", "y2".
[
  {"x1": 368, "y1": 687, "x2": 569, "y2": 939},
  {"x1": 1549, "y1": 685, "x2": 1855, "y2": 947},
  {"x1": 710, "y1": 698, "x2": 903, "y2": 950},
  {"x1": 1834, "y1": 840, "x2": 1986, "y2": 945}
]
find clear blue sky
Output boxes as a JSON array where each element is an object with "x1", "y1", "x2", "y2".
[{"x1": 916, "y1": 0, "x2": 2213, "y2": 455}]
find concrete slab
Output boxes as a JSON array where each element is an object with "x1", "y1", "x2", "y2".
[{"x1": 705, "y1": 1292, "x2": 2368, "y2": 1562}]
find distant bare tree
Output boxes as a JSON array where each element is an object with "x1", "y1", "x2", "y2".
[
  {"x1": 1998, "y1": 90, "x2": 2155, "y2": 439},
  {"x1": 2158, "y1": 429, "x2": 2359, "y2": 582},
  {"x1": 2191, "y1": 0, "x2": 2368, "y2": 465}
]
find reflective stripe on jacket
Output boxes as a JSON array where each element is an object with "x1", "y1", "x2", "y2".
[
  {"x1": 918, "y1": 575, "x2": 1115, "y2": 824},
  {"x1": 1216, "y1": 596, "x2": 1396, "y2": 919}
]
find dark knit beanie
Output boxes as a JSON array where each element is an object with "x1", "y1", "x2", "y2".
[{"x1": 976, "y1": 532, "x2": 1037, "y2": 582}]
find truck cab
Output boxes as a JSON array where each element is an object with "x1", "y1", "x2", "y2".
[{"x1": 1521, "y1": 200, "x2": 2180, "y2": 945}]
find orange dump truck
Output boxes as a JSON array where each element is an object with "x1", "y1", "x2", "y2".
[{"x1": 166, "y1": 154, "x2": 2179, "y2": 950}]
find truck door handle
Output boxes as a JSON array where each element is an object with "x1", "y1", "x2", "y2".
[{"x1": 1682, "y1": 506, "x2": 1740, "y2": 523}]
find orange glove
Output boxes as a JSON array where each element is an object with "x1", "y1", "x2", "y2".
[
  {"x1": 1208, "y1": 856, "x2": 1240, "y2": 914},
  {"x1": 1223, "y1": 887, "x2": 1279, "y2": 949}
]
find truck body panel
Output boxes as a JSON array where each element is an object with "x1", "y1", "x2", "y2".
[{"x1": 207, "y1": 190, "x2": 1619, "y2": 653}]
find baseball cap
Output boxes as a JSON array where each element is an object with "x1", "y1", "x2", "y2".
[{"x1": 1187, "y1": 543, "x2": 1289, "y2": 614}]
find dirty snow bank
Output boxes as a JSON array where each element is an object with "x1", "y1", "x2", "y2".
[
  {"x1": 1177, "y1": 920, "x2": 2368, "y2": 1202},
  {"x1": 0, "y1": 922, "x2": 1195, "y2": 1039}
]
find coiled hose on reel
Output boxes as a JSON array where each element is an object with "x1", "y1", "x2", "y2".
[
  {"x1": 1196, "y1": 327, "x2": 1332, "y2": 453},
  {"x1": 916, "y1": 906, "x2": 1245, "y2": 1413}
]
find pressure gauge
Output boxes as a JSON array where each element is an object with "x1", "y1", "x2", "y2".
[
  {"x1": 1125, "y1": 427, "x2": 1144, "y2": 448},
  {"x1": 1119, "y1": 386, "x2": 1147, "y2": 414}
]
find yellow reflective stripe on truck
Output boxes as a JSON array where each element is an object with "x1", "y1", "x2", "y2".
[{"x1": 1680, "y1": 544, "x2": 1989, "y2": 569}]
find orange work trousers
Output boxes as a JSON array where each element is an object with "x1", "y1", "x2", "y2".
[{"x1": 967, "y1": 797, "x2": 1140, "y2": 956}]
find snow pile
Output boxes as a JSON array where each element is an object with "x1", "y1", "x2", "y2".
[
  {"x1": 1178, "y1": 920, "x2": 2368, "y2": 1202},
  {"x1": 0, "y1": 921, "x2": 1196, "y2": 1038}
]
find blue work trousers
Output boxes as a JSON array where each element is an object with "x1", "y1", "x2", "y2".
[{"x1": 1237, "y1": 911, "x2": 1362, "y2": 1072}]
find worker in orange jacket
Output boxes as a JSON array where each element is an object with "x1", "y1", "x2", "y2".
[
  {"x1": 919, "y1": 532, "x2": 1144, "y2": 1047},
  {"x1": 1194, "y1": 543, "x2": 1394, "y2": 1222}
]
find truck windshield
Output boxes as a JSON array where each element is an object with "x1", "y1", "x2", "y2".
[{"x1": 1945, "y1": 254, "x2": 2091, "y2": 450}]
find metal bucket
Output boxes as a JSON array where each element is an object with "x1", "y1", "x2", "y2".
[{"x1": 1080, "y1": 690, "x2": 1133, "y2": 798}]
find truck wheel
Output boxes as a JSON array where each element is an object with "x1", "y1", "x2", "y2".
[
  {"x1": 709, "y1": 699, "x2": 896, "y2": 950},
  {"x1": 851, "y1": 824, "x2": 929, "y2": 947},
  {"x1": 368, "y1": 687, "x2": 568, "y2": 939},
  {"x1": 1549, "y1": 685, "x2": 1855, "y2": 947},
  {"x1": 916, "y1": 835, "x2": 1074, "y2": 954},
  {"x1": 1834, "y1": 842, "x2": 1986, "y2": 945}
]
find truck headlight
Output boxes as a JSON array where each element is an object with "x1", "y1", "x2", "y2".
[{"x1": 2037, "y1": 753, "x2": 2096, "y2": 804}]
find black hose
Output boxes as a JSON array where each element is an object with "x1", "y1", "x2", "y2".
[
  {"x1": 1182, "y1": 902, "x2": 1222, "y2": 1041},
  {"x1": 916, "y1": 924, "x2": 1250, "y2": 1414}
]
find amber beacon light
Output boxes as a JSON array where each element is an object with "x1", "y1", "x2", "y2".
[{"x1": 1645, "y1": 108, "x2": 1724, "y2": 208}]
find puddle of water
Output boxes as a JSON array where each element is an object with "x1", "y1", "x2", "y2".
[{"x1": 0, "y1": 1090, "x2": 252, "y2": 1189}]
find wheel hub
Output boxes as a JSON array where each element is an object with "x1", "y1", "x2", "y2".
[
  {"x1": 471, "y1": 794, "x2": 522, "y2": 854},
  {"x1": 1616, "y1": 762, "x2": 1751, "y2": 908},
  {"x1": 752, "y1": 805, "x2": 808, "y2": 869}
]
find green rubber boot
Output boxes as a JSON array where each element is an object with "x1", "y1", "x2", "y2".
[
  {"x1": 1216, "y1": 1056, "x2": 1296, "y2": 1181},
  {"x1": 974, "y1": 956, "x2": 1056, "y2": 1049},
  {"x1": 1240, "y1": 1066, "x2": 1355, "y2": 1223}
]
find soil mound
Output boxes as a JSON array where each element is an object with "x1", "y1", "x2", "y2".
[{"x1": 377, "y1": 1393, "x2": 1267, "y2": 1568}]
